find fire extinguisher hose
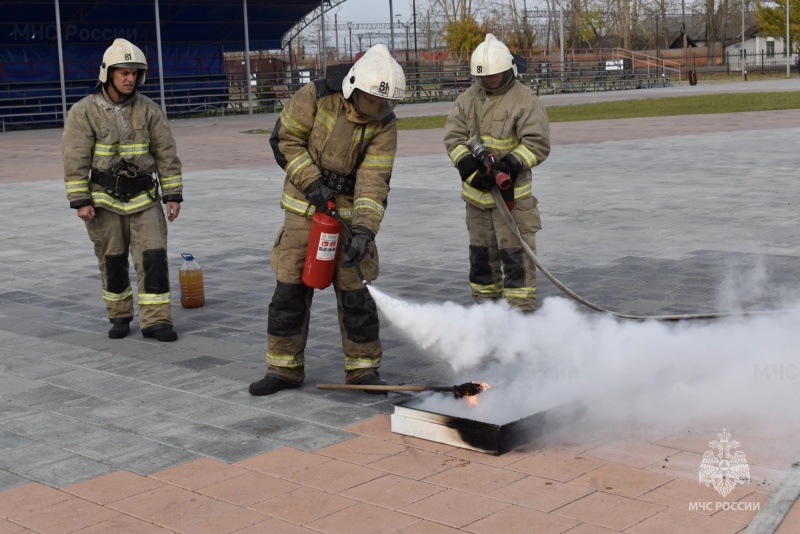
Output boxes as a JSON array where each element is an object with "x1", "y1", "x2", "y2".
[
  {"x1": 489, "y1": 188, "x2": 781, "y2": 322},
  {"x1": 330, "y1": 209, "x2": 369, "y2": 286}
]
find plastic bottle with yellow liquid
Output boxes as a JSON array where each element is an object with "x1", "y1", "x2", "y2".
[{"x1": 179, "y1": 253, "x2": 205, "y2": 308}]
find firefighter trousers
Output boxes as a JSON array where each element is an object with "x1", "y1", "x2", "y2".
[
  {"x1": 266, "y1": 210, "x2": 381, "y2": 385},
  {"x1": 465, "y1": 196, "x2": 541, "y2": 313},
  {"x1": 85, "y1": 204, "x2": 172, "y2": 330}
]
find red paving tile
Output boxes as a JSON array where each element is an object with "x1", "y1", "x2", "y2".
[
  {"x1": 367, "y1": 448, "x2": 462, "y2": 480},
  {"x1": 506, "y1": 449, "x2": 607, "y2": 482},
  {"x1": 235, "y1": 446, "x2": 330, "y2": 477},
  {"x1": 317, "y1": 434, "x2": 409, "y2": 464},
  {"x1": 284, "y1": 458, "x2": 385, "y2": 493},
  {"x1": 584, "y1": 440, "x2": 682, "y2": 469},
  {"x1": 552, "y1": 492, "x2": 664, "y2": 531},
  {"x1": 248, "y1": 486, "x2": 357, "y2": 525},
  {"x1": 7, "y1": 497, "x2": 120, "y2": 534},
  {"x1": 198, "y1": 470, "x2": 299, "y2": 507},
  {"x1": 0, "y1": 484, "x2": 72, "y2": 520},
  {"x1": 305, "y1": 501, "x2": 421, "y2": 533},
  {"x1": 637, "y1": 477, "x2": 753, "y2": 515},
  {"x1": 398, "y1": 488, "x2": 509, "y2": 528},
  {"x1": 343, "y1": 414, "x2": 396, "y2": 440},
  {"x1": 149, "y1": 457, "x2": 248, "y2": 490},
  {"x1": 776, "y1": 497, "x2": 800, "y2": 533},
  {"x1": 340, "y1": 474, "x2": 445, "y2": 509},
  {"x1": 108, "y1": 484, "x2": 266, "y2": 533},
  {"x1": 463, "y1": 504, "x2": 579, "y2": 534},
  {"x1": 570, "y1": 463, "x2": 674, "y2": 498},
  {"x1": 562, "y1": 523, "x2": 622, "y2": 533},
  {"x1": 67, "y1": 514, "x2": 175, "y2": 533},
  {"x1": 64, "y1": 471, "x2": 164, "y2": 505},
  {"x1": 0, "y1": 518, "x2": 30, "y2": 534},
  {"x1": 422, "y1": 461, "x2": 528, "y2": 495},
  {"x1": 626, "y1": 506, "x2": 744, "y2": 533},
  {"x1": 487, "y1": 475, "x2": 594, "y2": 512},
  {"x1": 395, "y1": 520, "x2": 464, "y2": 533},
  {"x1": 712, "y1": 491, "x2": 768, "y2": 525}
]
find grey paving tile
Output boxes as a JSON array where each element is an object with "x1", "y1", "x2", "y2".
[
  {"x1": 8, "y1": 386, "x2": 87, "y2": 410},
  {"x1": 1, "y1": 411, "x2": 110, "y2": 446},
  {"x1": 106, "y1": 411, "x2": 188, "y2": 437},
  {"x1": 0, "y1": 469, "x2": 31, "y2": 492},
  {"x1": 110, "y1": 443, "x2": 200, "y2": 475},
  {"x1": 67, "y1": 431, "x2": 158, "y2": 461},
  {"x1": 26, "y1": 455, "x2": 115, "y2": 488},
  {"x1": 151, "y1": 422, "x2": 234, "y2": 449},
  {"x1": 0, "y1": 401, "x2": 45, "y2": 424},
  {"x1": 0, "y1": 374, "x2": 42, "y2": 396},
  {"x1": 0, "y1": 442, "x2": 77, "y2": 472},
  {"x1": 189, "y1": 434, "x2": 281, "y2": 463},
  {"x1": 0, "y1": 430, "x2": 36, "y2": 452}
]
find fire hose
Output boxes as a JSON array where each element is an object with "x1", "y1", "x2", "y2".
[{"x1": 490, "y1": 188, "x2": 778, "y2": 322}]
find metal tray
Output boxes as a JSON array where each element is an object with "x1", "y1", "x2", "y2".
[{"x1": 391, "y1": 397, "x2": 584, "y2": 455}]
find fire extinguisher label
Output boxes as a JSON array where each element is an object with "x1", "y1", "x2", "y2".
[{"x1": 316, "y1": 232, "x2": 339, "y2": 261}]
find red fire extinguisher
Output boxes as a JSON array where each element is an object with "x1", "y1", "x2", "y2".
[{"x1": 302, "y1": 201, "x2": 341, "y2": 289}]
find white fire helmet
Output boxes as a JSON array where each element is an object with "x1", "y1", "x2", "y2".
[
  {"x1": 470, "y1": 34, "x2": 517, "y2": 92},
  {"x1": 99, "y1": 38, "x2": 148, "y2": 85},
  {"x1": 342, "y1": 43, "x2": 405, "y2": 120}
]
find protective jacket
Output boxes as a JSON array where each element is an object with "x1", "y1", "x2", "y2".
[
  {"x1": 269, "y1": 79, "x2": 397, "y2": 237},
  {"x1": 63, "y1": 87, "x2": 183, "y2": 215},
  {"x1": 444, "y1": 79, "x2": 550, "y2": 209}
]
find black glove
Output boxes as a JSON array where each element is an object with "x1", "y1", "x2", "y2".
[
  {"x1": 343, "y1": 226, "x2": 375, "y2": 266},
  {"x1": 494, "y1": 156, "x2": 521, "y2": 182},
  {"x1": 456, "y1": 155, "x2": 480, "y2": 182},
  {"x1": 305, "y1": 178, "x2": 335, "y2": 212},
  {"x1": 469, "y1": 171, "x2": 496, "y2": 192}
]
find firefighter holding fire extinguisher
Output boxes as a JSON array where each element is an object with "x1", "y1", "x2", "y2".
[{"x1": 249, "y1": 44, "x2": 405, "y2": 396}]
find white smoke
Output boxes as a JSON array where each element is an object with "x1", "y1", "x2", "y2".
[{"x1": 371, "y1": 286, "x2": 800, "y2": 431}]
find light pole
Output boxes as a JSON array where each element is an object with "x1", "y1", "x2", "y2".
[
  {"x1": 358, "y1": 35, "x2": 363, "y2": 54},
  {"x1": 412, "y1": 0, "x2": 418, "y2": 63},
  {"x1": 395, "y1": 14, "x2": 403, "y2": 59},
  {"x1": 348, "y1": 22, "x2": 353, "y2": 61},
  {"x1": 741, "y1": 0, "x2": 746, "y2": 79},
  {"x1": 787, "y1": 0, "x2": 791, "y2": 77},
  {"x1": 389, "y1": 0, "x2": 396, "y2": 55}
]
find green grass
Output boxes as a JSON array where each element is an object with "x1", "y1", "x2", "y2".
[{"x1": 395, "y1": 91, "x2": 800, "y2": 130}]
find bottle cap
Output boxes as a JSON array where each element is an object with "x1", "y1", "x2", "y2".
[{"x1": 181, "y1": 253, "x2": 194, "y2": 261}]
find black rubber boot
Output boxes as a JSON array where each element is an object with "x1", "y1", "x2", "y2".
[
  {"x1": 249, "y1": 375, "x2": 301, "y2": 396},
  {"x1": 142, "y1": 323, "x2": 178, "y2": 342},
  {"x1": 108, "y1": 318, "x2": 131, "y2": 339},
  {"x1": 349, "y1": 371, "x2": 387, "y2": 395}
]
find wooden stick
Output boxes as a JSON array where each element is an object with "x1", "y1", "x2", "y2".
[{"x1": 316, "y1": 384, "x2": 453, "y2": 393}]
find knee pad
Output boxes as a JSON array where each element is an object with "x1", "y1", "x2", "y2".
[
  {"x1": 268, "y1": 282, "x2": 311, "y2": 337},
  {"x1": 469, "y1": 245, "x2": 493, "y2": 285},
  {"x1": 142, "y1": 248, "x2": 170, "y2": 294},
  {"x1": 105, "y1": 253, "x2": 130, "y2": 294},
  {"x1": 340, "y1": 288, "x2": 379, "y2": 343},
  {"x1": 500, "y1": 248, "x2": 525, "y2": 288}
]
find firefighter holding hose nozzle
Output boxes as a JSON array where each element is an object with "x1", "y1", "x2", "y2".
[
  {"x1": 444, "y1": 34, "x2": 551, "y2": 313},
  {"x1": 249, "y1": 44, "x2": 405, "y2": 396}
]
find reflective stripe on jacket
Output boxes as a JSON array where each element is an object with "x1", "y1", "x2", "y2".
[
  {"x1": 443, "y1": 80, "x2": 550, "y2": 209},
  {"x1": 63, "y1": 88, "x2": 183, "y2": 215},
  {"x1": 269, "y1": 80, "x2": 397, "y2": 236}
]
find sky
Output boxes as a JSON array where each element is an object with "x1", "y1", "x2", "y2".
[{"x1": 330, "y1": 0, "x2": 416, "y2": 26}]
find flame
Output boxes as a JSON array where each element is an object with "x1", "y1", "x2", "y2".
[{"x1": 466, "y1": 382, "x2": 491, "y2": 406}]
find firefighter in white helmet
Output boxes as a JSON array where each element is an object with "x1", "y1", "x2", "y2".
[
  {"x1": 63, "y1": 38, "x2": 184, "y2": 341},
  {"x1": 444, "y1": 34, "x2": 551, "y2": 312},
  {"x1": 249, "y1": 43, "x2": 405, "y2": 396}
]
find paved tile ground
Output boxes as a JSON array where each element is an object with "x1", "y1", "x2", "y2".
[{"x1": 1, "y1": 78, "x2": 800, "y2": 532}]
